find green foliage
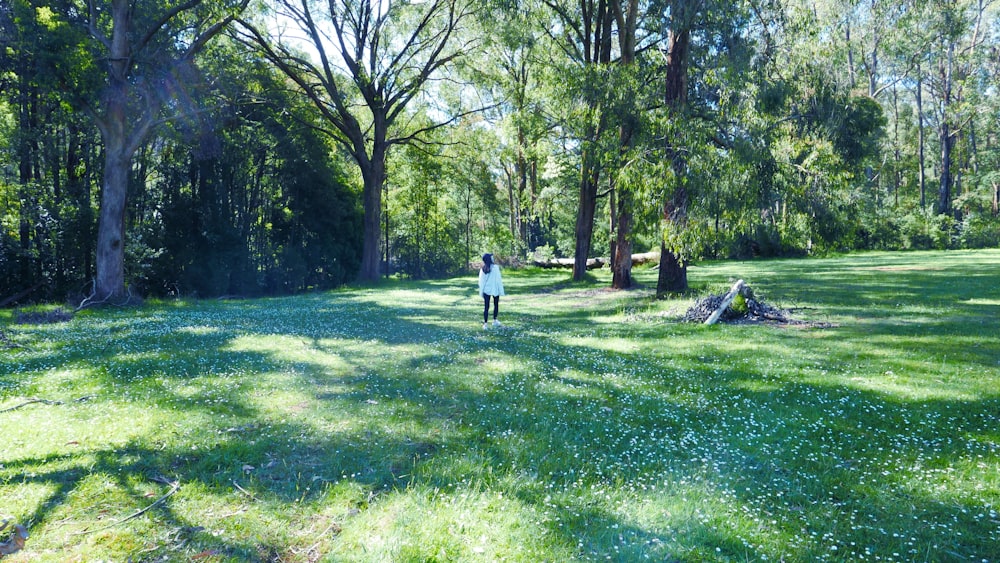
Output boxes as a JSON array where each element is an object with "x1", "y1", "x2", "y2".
[
  {"x1": 2, "y1": 0, "x2": 999, "y2": 301},
  {"x1": 959, "y1": 212, "x2": 1000, "y2": 249},
  {"x1": 899, "y1": 208, "x2": 957, "y2": 250},
  {"x1": 135, "y1": 44, "x2": 361, "y2": 297},
  {"x1": 729, "y1": 291, "x2": 748, "y2": 314}
]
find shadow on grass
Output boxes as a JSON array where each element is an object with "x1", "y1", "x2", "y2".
[{"x1": 2, "y1": 252, "x2": 999, "y2": 560}]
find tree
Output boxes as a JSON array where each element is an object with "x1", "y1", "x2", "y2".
[
  {"x1": 466, "y1": 4, "x2": 549, "y2": 257},
  {"x1": 0, "y1": 0, "x2": 250, "y2": 303},
  {"x1": 236, "y1": 0, "x2": 477, "y2": 282},
  {"x1": 1, "y1": 0, "x2": 106, "y2": 301},
  {"x1": 142, "y1": 40, "x2": 362, "y2": 296},
  {"x1": 539, "y1": 0, "x2": 617, "y2": 281},
  {"x1": 656, "y1": 0, "x2": 695, "y2": 295},
  {"x1": 69, "y1": 0, "x2": 248, "y2": 303},
  {"x1": 611, "y1": 0, "x2": 639, "y2": 289}
]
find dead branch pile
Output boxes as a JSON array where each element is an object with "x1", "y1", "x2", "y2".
[
  {"x1": 15, "y1": 308, "x2": 73, "y2": 325},
  {"x1": 683, "y1": 283, "x2": 792, "y2": 324}
]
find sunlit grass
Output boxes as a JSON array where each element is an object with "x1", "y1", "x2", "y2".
[{"x1": 1, "y1": 250, "x2": 999, "y2": 561}]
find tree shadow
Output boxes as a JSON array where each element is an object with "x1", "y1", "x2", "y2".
[{"x1": 1, "y1": 263, "x2": 999, "y2": 560}]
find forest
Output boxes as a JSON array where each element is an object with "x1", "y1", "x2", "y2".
[{"x1": 1, "y1": 0, "x2": 998, "y2": 303}]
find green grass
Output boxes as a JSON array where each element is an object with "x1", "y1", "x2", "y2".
[{"x1": 1, "y1": 250, "x2": 998, "y2": 562}]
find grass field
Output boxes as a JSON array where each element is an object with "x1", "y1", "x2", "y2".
[{"x1": 1, "y1": 250, "x2": 998, "y2": 562}]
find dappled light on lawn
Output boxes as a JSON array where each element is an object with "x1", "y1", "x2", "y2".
[{"x1": 1, "y1": 252, "x2": 998, "y2": 561}]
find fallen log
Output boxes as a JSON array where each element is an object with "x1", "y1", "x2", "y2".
[
  {"x1": 531, "y1": 257, "x2": 605, "y2": 270},
  {"x1": 630, "y1": 251, "x2": 660, "y2": 265},
  {"x1": 704, "y1": 279, "x2": 745, "y2": 326},
  {"x1": 531, "y1": 252, "x2": 659, "y2": 270},
  {"x1": 0, "y1": 284, "x2": 41, "y2": 308}
]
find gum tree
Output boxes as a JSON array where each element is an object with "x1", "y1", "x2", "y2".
[
  {"x1": 81, "y1": 0, "x2": 247, "y2": 303},
  {"x1": 236, "y1": 0, "x2": 477, "y2": 282}
]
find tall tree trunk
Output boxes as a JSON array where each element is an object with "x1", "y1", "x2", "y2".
[
  {"x1": 937, "y1": 43, "x2": 954, "y2": 216},
  {"x1": 16, "y1": 82, "x2": 37, "y2": 288},
  {"x1": 573, "y1": 151, "x2": 601, "y2": 280},
  {"x1": 845, "y1": 20, "x2": 856, "y2": 89},
  {"x1": 611, "y1": 183, "x2": 633, "y2": 288},
  {"x1": 892, "y1": 83, "x2": 900, "y2": 207},
  {"x1": 916, "y1": 61, "x2": 926, "y2": 209},
  {"x1": 516, "y1": 127, "x2": 527, "y2": 246},
  {"x1": 610, "y1": 0, "x2": 638, "y2": 290},
  {"x1": 571, "y1": 0, "x2": 614, "y2": 282},
  {"x1": 93, "y1": 0, "x2": 138, "y2": 301},
  {"x1": 359, "y1": 141, "x2": 386, "y2": 282},
  {"x1": 87, "y1": 0, "x2": 243, "y2": 301},
  {"x1": 95, "y1": 144, "x2": 130, "y2": 301},
  {"x1": 657, "y1": 12, "x2": 691, "y2": 297},
  {"x1": 611, "y1": 121, "x2": 634, "y2": 289}
]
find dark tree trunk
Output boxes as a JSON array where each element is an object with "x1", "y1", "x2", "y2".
[
  {"x1": 570, "y1": 0, "x2": 614, "y2": 282},
  {"x1": 359, "y1": 142, "x2": 386, "y2": 282},
  {"x1": 16, "y1": 82, "x2": 37, "y2": 288},
  {"x1": 572, "y1": 158, "x2": 600, "y2": 280},
  {"x1": 938, "y1": 122, "x2": 954, "y2": 216},
  {"x1": 609, "y1": 0, "x2": 639, "y2": 290},
  {"x1": 95, "y1": 145, "x2": 130, "y2": 301},
  {"x1": 611, "y1": 191, "x2": 633, "y2": 289},
  {"x1": 916, "y1": 62, "x2": 926, "y2": 209},
  {"x1": 656, "y1": 11, "x2": 691, "y2": 297},
  {"x1": 936, "y1": 42, "x2": 955, "y2": 217},
  {"x1": 611, "y1": 119, "x2": 635, "y2": 289}
]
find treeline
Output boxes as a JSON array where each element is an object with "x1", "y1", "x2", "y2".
[
  {"x1": 0, "y1": 36, "x2": 361, "y2": 300},
  {"x1": 1, "y1": 0, "x2": 998, "y2": 303}
]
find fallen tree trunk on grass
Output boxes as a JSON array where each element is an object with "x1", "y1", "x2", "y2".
[
  {"x1": 532, "y1": 257, "x2": 605, "y2": 270},
  {"x1": 630, "y1": 251, "x2": 660, "y2": 265},
  {"x1": 704, "y1": 279, "x2": 745, "y2": 325},
  {"x1": 532, "y1": 252, "x2": 660, "y2": 270}
]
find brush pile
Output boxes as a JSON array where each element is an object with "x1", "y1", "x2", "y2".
[
  {"x1": 683, "y1": 283, "x2": 792, "y2": 324},
  {"x1": 15, "y1": 308, "x2": 73, "y2": 324}
]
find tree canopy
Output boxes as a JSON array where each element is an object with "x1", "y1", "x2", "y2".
[{"x1": 2, "y1": 0, "x2": 998, "y2": 302}]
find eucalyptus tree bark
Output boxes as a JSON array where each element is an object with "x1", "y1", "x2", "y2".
[
  {"x1": 891, "y1": 83, "x2": 901, "y2": 206},
  {"x1": 543, "y1": 0, "x2": 614, "y2": 281},
  {"x1": 610, "y1": 0, "x2": 639, "y2": 290},
  {"x1": 91, "y1": 0, "x2": 153, "y2": 303},
  {"x1": 931, "y1": 0, "x2": 988, "y2": 218},
  {"x1": 937, "y1": 41, "x2": 955, "y2": 216},
  {"x1": 916, "y1": 61, "x2": 927, "y2": 208},
  {"x1": 237, "y1": 0, "x2": 473, "y2": 282},
  {"x1": 574, "y1": 21, "x2": 614, "y2": 281},
  {"x1": 573, "y1": 140, "x2": 604, "y2": 281},
  {"x1": 656, "y1": 1, "x2": 691, "y2": 297},
  {"x1": 85, "y1": 0, "x2": 246, "y2": 303}
]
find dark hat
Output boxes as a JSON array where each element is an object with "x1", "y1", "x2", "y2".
[{"x1": 482, "y1": 253, "x2": 493, "y2": 264}]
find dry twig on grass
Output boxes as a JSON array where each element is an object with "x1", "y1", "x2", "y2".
[
  {"x1": 0, "y1": 398, "x2": 64, "y2": 414},
  {"x1": 71, "y1": 478, "x2": 181, "y2": 536}
]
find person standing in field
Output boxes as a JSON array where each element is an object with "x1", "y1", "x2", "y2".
[{"x1": 478, "y1": 253, "x2": 505, "y2": 329}]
